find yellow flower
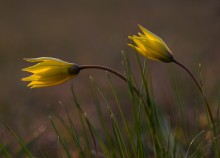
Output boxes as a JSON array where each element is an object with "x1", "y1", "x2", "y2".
[
  {"x1": 22, "y1": 57, "x2": 80, "y2": 88},
  {"x1": 128, "y1": 25, "x2": 174, "y2": 63}
]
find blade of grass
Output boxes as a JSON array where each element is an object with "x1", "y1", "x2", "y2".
[
  {"x1": 135, "y1": 51, "x2": 150, "y2": 106},
  {"x1": 59, "y1": 102, "x2": 85, "y2": 158},
  {"x1": 190, "y1": 141, "x2": 207, "y2": 158},
  {"x1": 71, "y1": 86, "x2": 92, "y2": 156},
  {"x1": 49, "y1": 116, "x2": 72, "y2": 158},
  {"x1": 121, "y1": 51, "x2": 140, "y2": 108},
  {"x1": 84, "y1": 112, "x2": 98, "y2": 156},
  {"x1": 107, "y1": 72, "x2": 137, "y2": 156},
  {"x1": 16, "y1": 130, "x2": 44, "y2": 157},
  {"x1": 123, "y1": 52, "x2": 151, "y2": 157},
  {"x1": 57, "y1": 136, "x2": 63, "y2": 158},
  {"x1": 124, "y1": 52, "x2": 159, "y2": 156},
  {"x1": 185, "y1": 130, "x2": 205, "y2": 158},
  {"x1": 215, "y1": 97, "x2": 220, "y2": 132},
  {"x1": 110, "y1": 108, "x2": 128, "y2": 158},
  {"x1": 136, "y1": 59, "x2": 147, "y2": 124},
  {"x1": 112, "y1": 121, "x2": 126, "y2": 158},
  {"x1": 135, "y1": 54, "x2": 157, "y2": 158},
  {"x1": 71, "y1": 86, "x2": 111, "y2": 157},
  {"x1": 2, "y1": 122, "x2": 33, "y2": 158},
  {"x1": 136, "y1": 52, "x2": 179, "y2": 157},
  {"x1": 0, "y1": 142, "x2": 12, "y2": 158},
  {"x1": 97, "y1": 85, "x2": 130, "y2": 158},
  {"x1": 90, "y1": 76, "x2": 115, "y2": 149},
  {"x1": 83, "y1": 113, "x2": 112, "y2": 158}
]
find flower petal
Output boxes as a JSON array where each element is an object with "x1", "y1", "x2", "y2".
[
  {"x1": 128, "y1": 25, "x2": 174, "y2": 63},
  {"x1": 22, "y1": 57, "x2": 78, "y2": 88}
]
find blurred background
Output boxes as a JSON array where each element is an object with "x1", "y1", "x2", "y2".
[{"x1": 0, "y1": 0, "x2": 220, "y2": 157}]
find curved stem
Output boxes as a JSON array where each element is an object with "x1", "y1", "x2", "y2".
[
  {"x1": 173, "y1": 60, "x2": 214, "y2": 130},
  {"x1": 79, "y1": 65, "x2": 128, "y2": 82},
  {"x1": 173, "y1": 60, "x2": 203, "y2": 93},
  {"x1": 79, "y1": 65, "x2": 141, "y2": 98},
  {"x1": 173, "y1": 59, "x2": 219, "y2": 156}
]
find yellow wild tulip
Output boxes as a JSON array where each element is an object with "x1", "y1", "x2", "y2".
[
  {"x1": 128, "y1": 25, "x2": 216, "y2": 149},
  {"x1": 22, "y1": 57, "x2": 80, "y2": 88},
  {"x1": 128, "y1": 25, "x2": 174, "y2": 63}
]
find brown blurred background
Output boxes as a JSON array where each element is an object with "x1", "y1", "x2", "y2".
[{"x1": 0, "y1": 0, "x2": 220, "y2": 156}]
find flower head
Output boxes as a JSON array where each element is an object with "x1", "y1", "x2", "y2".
[
  {"x1": 128, "y1": 25, "x2": 174, "y2": 63},
  {"x1": 22, "y1": 57, "x2": 80, "y2": 88}
]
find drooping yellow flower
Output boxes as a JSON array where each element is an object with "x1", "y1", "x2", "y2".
[
  {"x1": 128, "y1": 25, "x2": 174, "y2": 63},
  {"x1": 22, "y1": 57, "x2": 80, "y2": 88}
]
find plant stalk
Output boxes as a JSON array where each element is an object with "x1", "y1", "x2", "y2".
[
  {"x1": 79, "y1": 65, "x2": 140, "y2": 97},
  {"x1": 173, "y1": 60, "x2": 218, "y2": 156},
  {"x1": 173, "y1": 60, "x2": 214, "y2": 124}
]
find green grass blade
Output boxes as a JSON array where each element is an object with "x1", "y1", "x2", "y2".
[
  {"x1": 112, "y1": 122, "x2": 126, "y2": 158},
  {"x1": 49, "y1": 116, "x2": 72, "y2": 158},
  {"x1": 109, "y1": 109, "x2": 128, "y2": 158},
  {"x1": 3, "y1": 122, "x2": 33, "y2": 158},
  {"x1": 71, "y1": 86, "x2": 92, "y2": 156},
  {"x1": 107, "y1": 73, "x2": 137, "y2": 156},
  {"x1": 0, "y1": 142, "x2": 12, "y2": 158},
  {"x1": 61, "y1": 104, "x2": 85, "y2": 158},
  {"x1": 185, "y1": 130, "x2": 205, "y2": 158},
  {"x1": 83, "y1": 113, "x2": 112, "y2": 158},
  {"x1": 71, "y1": 86, "x2": 111, "y2": 157},
  {"x1": 97, "y1": 86, "x2": 130, "y2": 158},
  {"x1": 90, "y1": 76, "x2": 115, "y2": 148},
  {"x1": 123, "y1": 52, "x2": 150, "y2": 157}
]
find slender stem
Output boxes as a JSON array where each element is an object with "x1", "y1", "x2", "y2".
[
  {"x1": 173, "y1": 60, "x2": 219, "y2": 156},
  {"x1": 79, "y1": 65, "x2": 140, "y2": 97},
  {"x1": 173, "y1": 60, "x2": 202, "y2": 93},
  {"x1": 173, "y1": 60, "x2": 215, "y2": 130}
]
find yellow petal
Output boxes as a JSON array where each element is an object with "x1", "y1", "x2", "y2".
[
  {"x1": 22, "y1": 66, "x2": 50, "y2": 73},
  {"x1": 128, "y1": 25, "x2": 174, "y2": 63},
  {"x1": 22, "y1": 75, "x2": 41, "y2": 81},
  {"x1": 24, "y1": 57, "x2": 73, "y2": 66},
  {"x1": 22, "y1": 57, "x2": 79, "y2": 88},
  {"x1": 138, "y1": 25, "x2": 160, "y2": 41},
  {"x1": 29, "y1": 76, "x2": 74, "y2": 88}
]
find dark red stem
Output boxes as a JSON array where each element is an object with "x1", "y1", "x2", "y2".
[{"x1": 173, "y1": 60, "x2": 214, "y2": 126}]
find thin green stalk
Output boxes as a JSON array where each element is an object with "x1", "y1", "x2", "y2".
[
  {"x1": 122, "y1": 54, "x2": 146, "y2": 157},
  {"x1": 134, "y1": 56, "x2": 151, "y2": 158},
  {"x1": 49, "y1": 116, "x2": 72, "y2": 158},
  {"x1": 71, "y1": 87, "x2": 97, "y2": 157},
  {"x1": 90, "y1": 76, "x2": 117, "y2": 156},
  {"x1": 3, "y1": 122, "x2": 33, "y2": 158},
  {"x1": 83, "y1": 113, "x2": 98, "y2": 156},
  {"x1": 83, "y1": 114, "x2": 112, "y2": 157},
  {"x1": 107, "y1": 73, "x2": 137, "y2": 157},
  {"x1": 97, "y1": 86, "x2": 130, "y2": 158},
  {"x1": 0, "y1": 142, "x2": 12, "y2": 158},
  {"x1": 54, "y1": 111, "x2": 84, "y2": 158},
  {"x1": 136, "y1": 58, "x2": 147, "y2": 124},
  {"x1": 185, "y1": 130, "x2": 205, "y2": 158},
  {"x1": 216, "y1": 100, "x2": 220, "y2": 131},
  {"x1": 71, "y1": 87, "x2": 112, "y2": 157},
  {"x1": 123, "y1": 52, "x2": 163, "y2": 156},
  {"x1": 135, "y1": 53, "x2": 151, "y2": 106},
  {"x1": 135, "y1": 54, "x2": 167, "y2": 156},
  {"x1": 62, "y1": 105, "x2": 85, "y2": 158}
]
